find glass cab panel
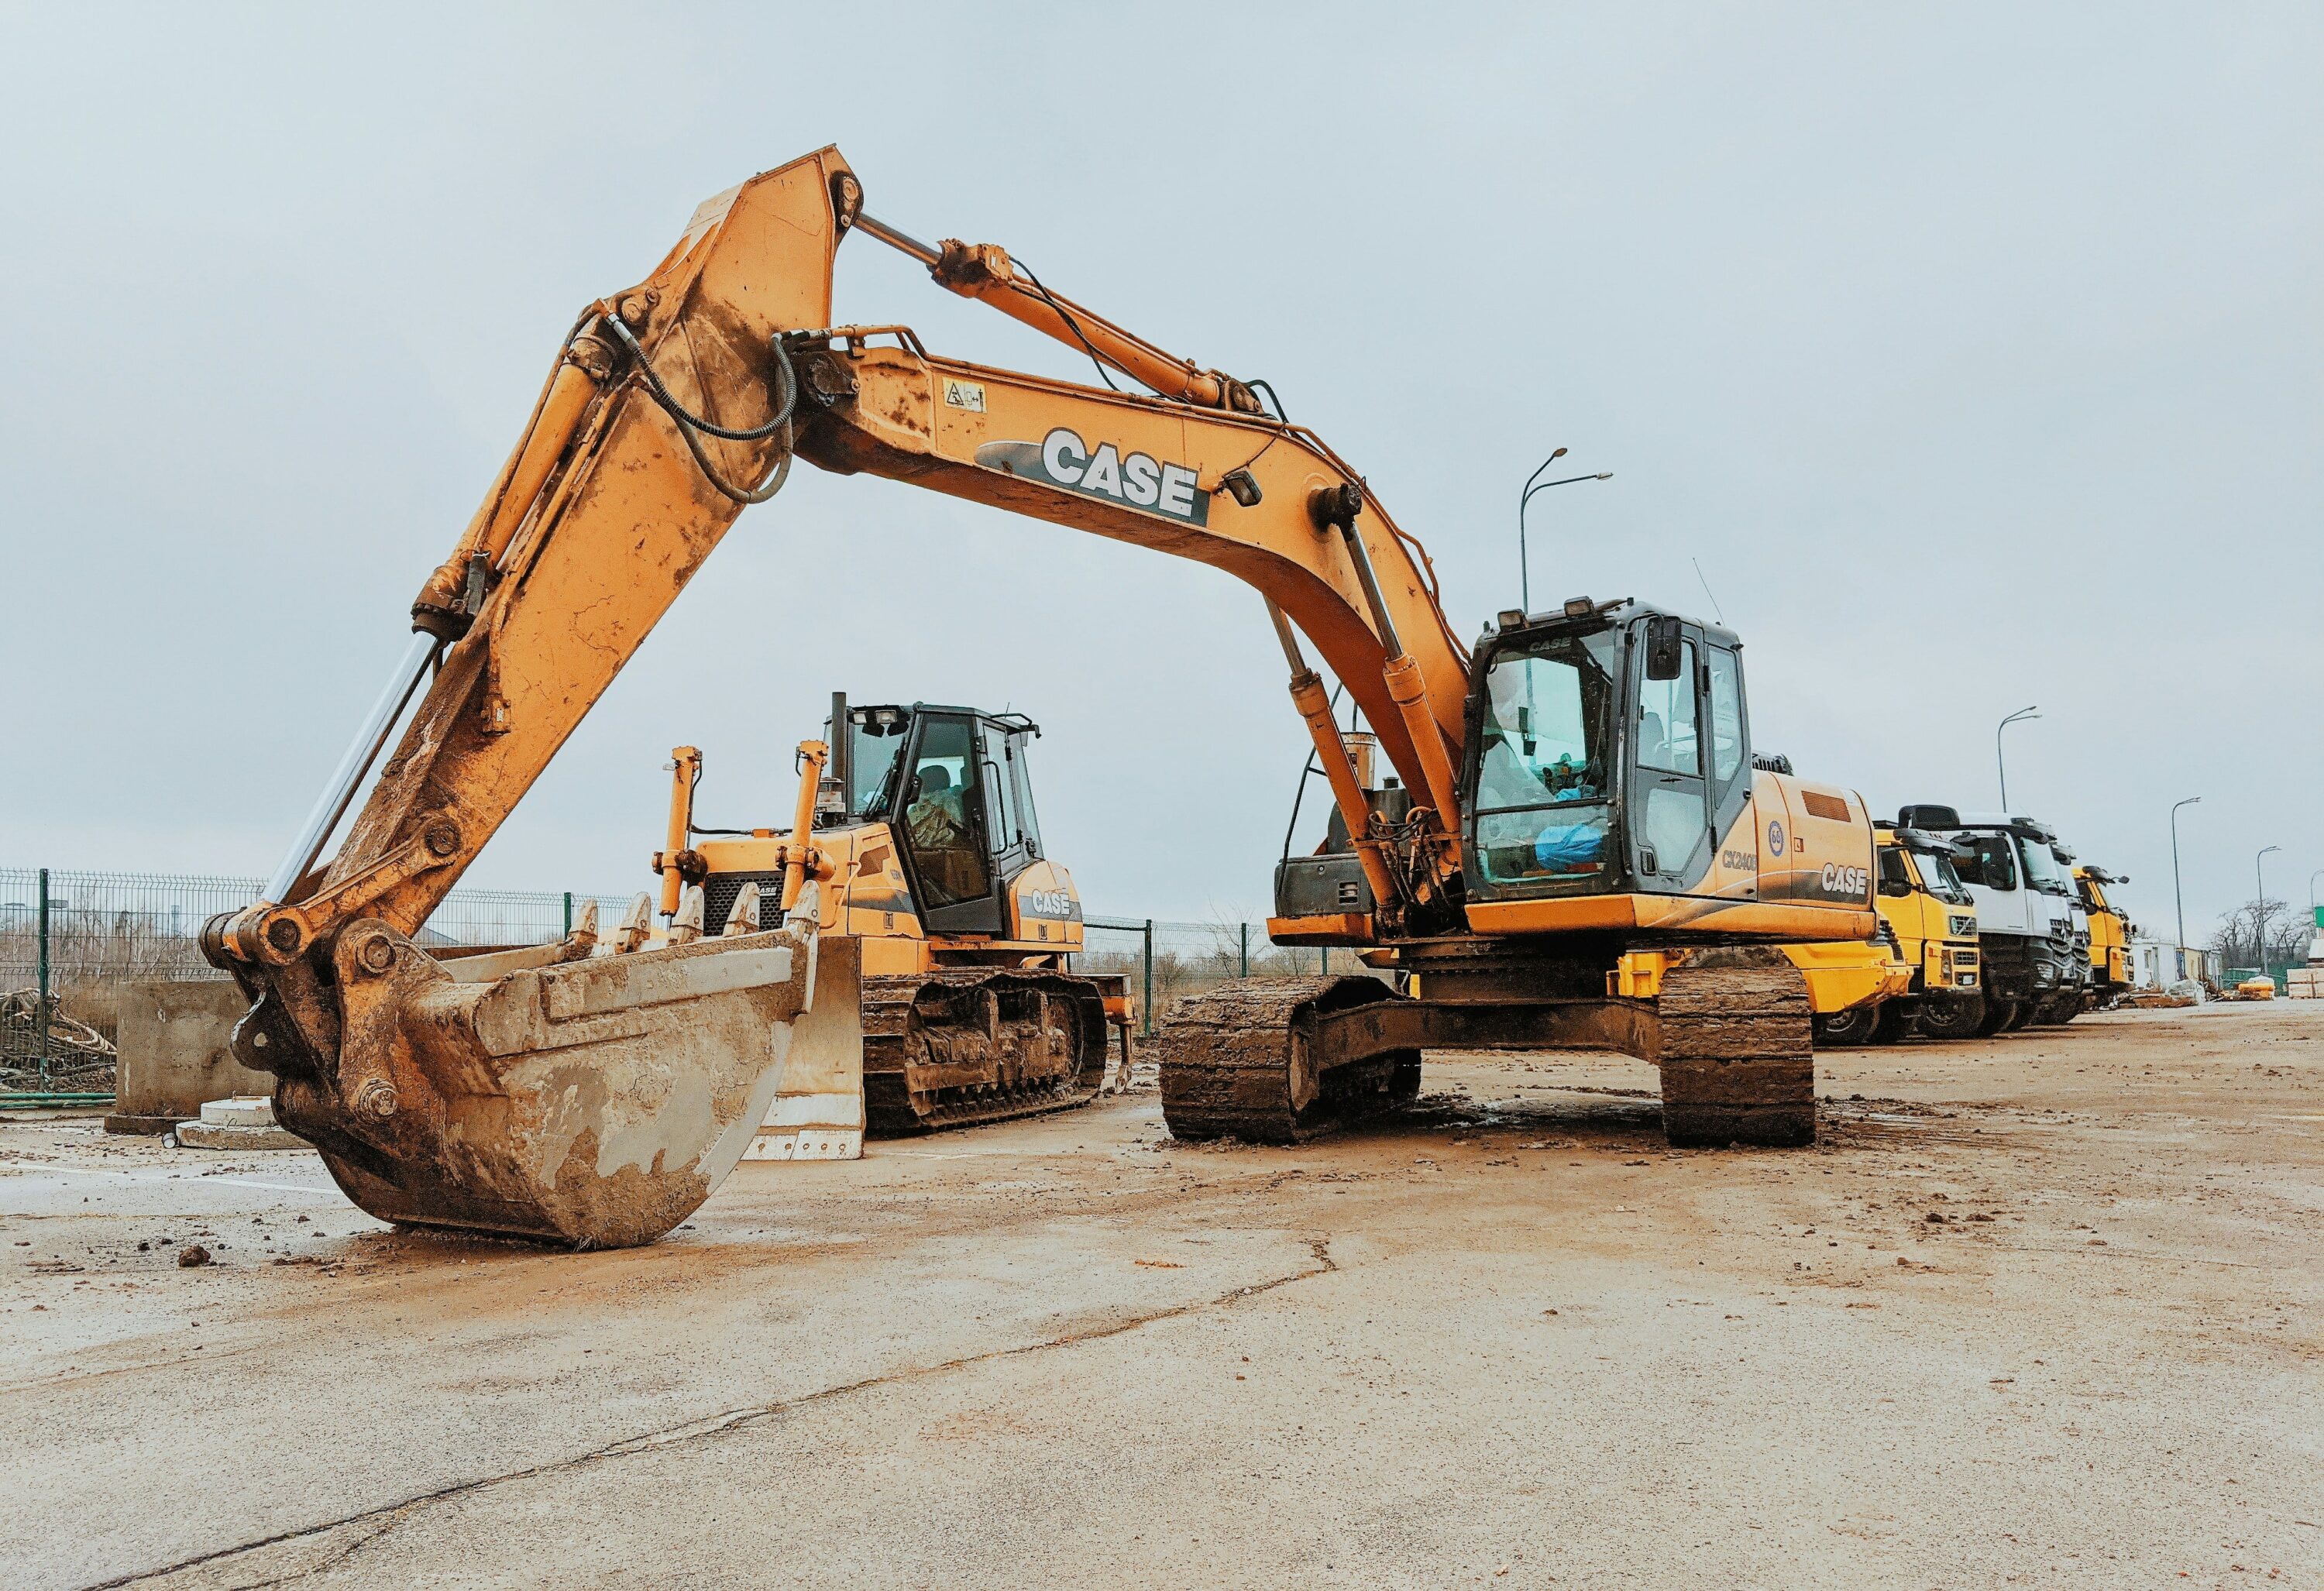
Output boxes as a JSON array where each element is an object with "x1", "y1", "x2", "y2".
[
  {"x1": 1468, "y1": 627, "x2": 1620, "y2": 892},
  {"x1": 895, "y1": 713, "x2": 1003, "y2": 932},
  {"x1": 1631, "y1": 636, "x2": 1710, "y2": 881}
]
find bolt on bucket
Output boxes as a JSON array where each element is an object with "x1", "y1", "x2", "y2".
[{"x1": 225, "y1": 891, "x2": 858, "y2": 1249}]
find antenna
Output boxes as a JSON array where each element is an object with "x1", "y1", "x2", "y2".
[{"x1": 1691, "y1": 558, "x2": 1726, "y2": 624}]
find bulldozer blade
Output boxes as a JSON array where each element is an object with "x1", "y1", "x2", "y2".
[
  {"x1": 267, "y1": 914, "x2": 823, "y2": 1249},
  {"x1": 742, "y1": 935, "x2": 866, "y2": 1161}
]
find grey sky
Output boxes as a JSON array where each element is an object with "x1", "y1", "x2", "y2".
[{"x1": 5, "y1": 3, "x2": 2319, "y2": 943}]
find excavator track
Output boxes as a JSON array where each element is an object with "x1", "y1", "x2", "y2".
[
  {"x1": 860, "y1": 970, "x2": 1110, "y2": 1134},
  {"x1": 1651, "y1": 946, "x2": 1816, "y2": 1148},
  {"x1": 1157, "y1": 977, "x2": 1418, "y2": 1144}
]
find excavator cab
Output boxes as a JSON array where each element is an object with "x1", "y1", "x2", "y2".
[{"x1": 1463, "y1": 599, "x2": 1756, "y2": 905}]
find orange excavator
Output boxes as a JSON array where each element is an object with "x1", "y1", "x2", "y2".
[{"x1": 205, "y1": 146, "x2": 1879, "y2": 1248}]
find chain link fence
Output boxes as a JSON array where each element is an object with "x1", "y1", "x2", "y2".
[
  {"x1": 0, "y1": 868, "x2": 638, "y2": 1090},
  {"x1": 1078, "y1": 917, "x2": 1386, "y2": 1035},
  {"x1": 1, "y1": 867, "x2": 1386, "y2": 1098}
]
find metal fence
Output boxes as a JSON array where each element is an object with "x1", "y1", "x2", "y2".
[
  {"x1": 0, "y1": 868, "x2": 1380, "y2": 1095},
  {"x1": 1078, "y1": 916, "x2": 1384, "y2": 1035},
  {"x1": 0, "y1": 868, "x2": 639, "y2": 1088}
]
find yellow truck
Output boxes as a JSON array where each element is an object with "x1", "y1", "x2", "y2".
[
  {"x1": 1844, "y1": 823, "x2": 1983, "y2": 1042},
  {"x1": 2072, "y1": 866, "x2": 2135, "y2": 1009}
]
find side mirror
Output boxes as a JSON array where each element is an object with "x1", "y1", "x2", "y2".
[{"x1": 1645, "y1": 616, "x2": 1684, "y2": 681}]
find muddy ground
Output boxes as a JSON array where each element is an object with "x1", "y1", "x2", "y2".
[{"x1": 2, "y1": 1002, "x2": 2317, "y2": 1589}]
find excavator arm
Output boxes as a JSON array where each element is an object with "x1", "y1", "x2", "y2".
[{"x1": 205, "y1": 146, "x2": 1480, "y2": 1246}]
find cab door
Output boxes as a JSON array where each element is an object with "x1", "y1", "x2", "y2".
[
  {"x1": 1629, "y1": 620, "x2": 1713, "y2": 891},
  {"x1": 891, "y1": 710, "x2": 1005, "y2": 935}
]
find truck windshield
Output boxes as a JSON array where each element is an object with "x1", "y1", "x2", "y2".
[
  {"x1": 1912, "y1": 847, "x2": 1974, "y2": 906},
  {"x1": 1471, "y1": 628, "x2": 1620, "y2": 885},
  {"x1": 2017, "y1": 835, "x2": 2068, "y2": 894}
]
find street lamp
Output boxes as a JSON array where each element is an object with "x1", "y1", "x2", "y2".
[
  {"x1": 1996, "y1": 706, "x2": 2040, "y2": 810},
  {"x1": 2256, "y1": 844, "x2": 2282, "y2": 972},
  {"x1": 2170, "y1": 796, "x2": 2200, "y2": 960},
  {"x1": 1518, "y1": 448, "x2": 1614, "y2": 614}
]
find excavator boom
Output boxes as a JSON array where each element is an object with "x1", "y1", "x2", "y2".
[
  {"x1": 210, "y1": 146, "x2": 1873, "y2": 1246},
  {"x1": 205, "y1": 150, "x2": 869, "y2": 1246}
]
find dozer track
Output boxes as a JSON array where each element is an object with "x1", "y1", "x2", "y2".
[
  {"x1": 860, "y1": 969, "x2": 1110, "y2": 1134},
  {"x1": 1156, "y1": 977, "x2": 1419, "y2": 1144}
]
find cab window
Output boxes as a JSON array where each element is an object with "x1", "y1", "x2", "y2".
[
  {"x1": 1636, "y1": 641, "x2": 1700, "y2": 775},
  {"x1": 902, "y1": 717, "x2": 989, "y2": 907},
  {"x1": 1705, "y1": 648, "x2": 1744, "y2": 785},
  {"x1": 981, "y1": 726, "x2": 1019, "y2": 853},
  {"x1": 1471, "y1": 629, "x2": 1618, "y2": 886},
  {"x1": 1951, "y1": 835, "x2": 2017, "y2": 891},
  {"x1": 1006, "y1": 734, "x2": 1043, "y2": 857}
]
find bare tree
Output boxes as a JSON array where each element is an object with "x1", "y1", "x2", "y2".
[{"x1": 2208, "y1": 897, "x2": 2315, "y2": 973}]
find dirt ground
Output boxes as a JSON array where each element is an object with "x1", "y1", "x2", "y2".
[{"x1": 2, "y1": 1001, "x2": 2318, "y2": 1589}]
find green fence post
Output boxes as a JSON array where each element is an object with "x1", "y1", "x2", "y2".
[
  {"x1": 562, "y1": 892, "x2": 573, "y2": 939},
  {"x1": 35, "y1": 868, "x2": 52, "y2": 1081},
  {"x1": 1142, "y1": 919, "x2": 1155, "y2": 1036},
  {"x1": 1239, "y1": 921, "x2": 1250, "y2": 978}
]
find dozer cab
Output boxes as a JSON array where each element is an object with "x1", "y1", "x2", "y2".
[
  {"x1": 205, "y1": 146, "x2": 1893, "y2": 1247},
  {"x1": 653, "y1": 695, "x2": 1129, "y2": 1153}
]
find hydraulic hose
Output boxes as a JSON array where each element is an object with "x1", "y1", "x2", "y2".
[{"x1": 604, "y1": 317, "x2": 799, "y2": 504}]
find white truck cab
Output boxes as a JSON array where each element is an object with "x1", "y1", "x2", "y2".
[{"x1": 1896, "y1": 806, "x2": 2088, "y2": 1034}]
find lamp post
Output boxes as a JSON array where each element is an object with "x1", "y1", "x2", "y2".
[
  {"x1": 2170, "y1": 796, "x2": 2200, "y2": 957},
  {"x1": 1996, "y1": 706, "x2": 2040, "y2": 810},
  {"x1": 1518, "y1": 448, "x2": 1614, "y2": 614},
  {"x1": 2256, "y1": 844, "x2": 2281, "y2": 973}
]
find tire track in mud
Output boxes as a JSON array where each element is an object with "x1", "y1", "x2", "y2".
[{"x1": 86, "y1": 1236, "x2": 1341, "y2": 1590}]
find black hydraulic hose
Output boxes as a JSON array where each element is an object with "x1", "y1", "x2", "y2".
[
  {"x1": 605, "y1": 315, "x2": 796, "y2": 440},
  {"x1": 603, "y1": 316, "x2": 800, "y2": 505},
  {"x1": 1012, "y1": 258, "x2": 1126, "y2": 395}
]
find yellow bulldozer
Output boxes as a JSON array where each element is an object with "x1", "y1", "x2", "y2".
[
  {"x1": 205, "y1": 146, "x2": 1889, "y2": 1248},
  {"x1": 651, "y1": 695, "x2": 1132, "y2": 1149}
]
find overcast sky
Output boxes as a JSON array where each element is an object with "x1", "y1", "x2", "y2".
[{"x1": 4, "y1": 3, "x2": 2319, "y2": 943}]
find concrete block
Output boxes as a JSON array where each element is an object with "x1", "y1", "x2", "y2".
[{"x1": 105, "y1": 981, "x2": 269, "y2": 1134}]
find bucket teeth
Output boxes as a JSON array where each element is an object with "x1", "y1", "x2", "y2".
[
  {"x1": 265, "y1": 912, "x2": 822, "y2": 1249},
  {"x1": 721, "y1": 881, "x2": 762, "y2": 936}
]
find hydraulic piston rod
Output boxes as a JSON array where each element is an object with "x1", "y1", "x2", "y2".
[{"x1": 262, "y1": 631, "x2": 440, "y2": 905}]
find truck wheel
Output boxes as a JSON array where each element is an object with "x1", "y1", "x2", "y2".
[
  {"x1": 1812, "y1": 1005, "x2": 1880, "y2": 1047},
  {"x1": 1917, "y1": 994, "x2": 1984, "y2": 1042},
  {"x1": 1973, "y1": 998, "x2": 2019, "y2": 1037}
]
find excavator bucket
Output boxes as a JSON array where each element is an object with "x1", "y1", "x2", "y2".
[{"x1": 246, "y1": 897, "x2": 840, "y2": 1249}]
